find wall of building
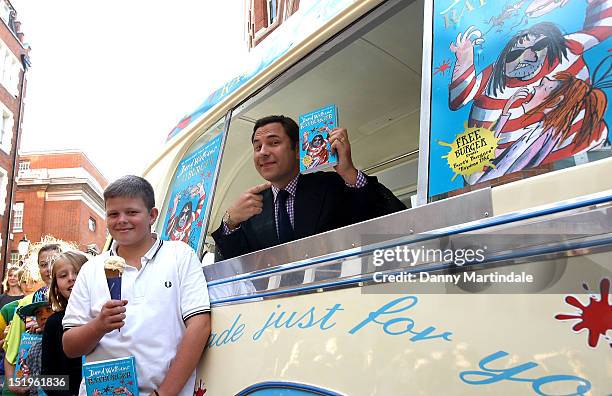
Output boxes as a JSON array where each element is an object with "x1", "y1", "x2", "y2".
[
  {"x1": 0, "y1": 0, "x2": 29, "y2": 266},
  {"x1": 23, "y1": 152, "x2": 107, "y2": 190},
  {"x1": 9, "y1": 151, "x2": 109, "y2": 259}
]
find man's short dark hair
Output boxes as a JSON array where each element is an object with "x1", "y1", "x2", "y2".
[
  {"x1": 252, "y1": 115, "x2": 299, "y2": 150},
  {"x1": 488, "y1": 22, "x2": 569, "y2": 96},
  {"x1": 104, "y1": 175, "x2": 155, "y2": 211}
]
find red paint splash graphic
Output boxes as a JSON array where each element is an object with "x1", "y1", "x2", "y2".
[
  {"x1": 433, "y1": 59, "x2": 452, "y2": 76},
  {"x1": 194, "y1": 379, "x2": 207, "y2": 396},
  {"x1": 555, "y1": 278, "x2": 612, "y2": 348}
]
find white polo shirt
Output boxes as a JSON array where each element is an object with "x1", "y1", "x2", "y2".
[{"x1": 63, "y1": 236, "x2": 210, "y2": 396}]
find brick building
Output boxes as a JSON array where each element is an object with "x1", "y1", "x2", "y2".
[
  {"x1": 246, "y1": 0, "x2": 300, "y2": 48},
  {"x1": 0, "y1": 0, "x2": 29, "y2": 265},
  {"x1": 9, "y1": 151, "x2": 108, "y2": 262}
]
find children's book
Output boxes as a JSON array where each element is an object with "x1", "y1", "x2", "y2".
[
  {"x1": 83, "y1": 356, "x2": 138, "y2": 396},
  {"x1": 299, "y1": 104, "x2": 338, "y2": 173},
  {"x1": 161, "y1": 131, "x2": 223, "y2": 251},
  {"x1": 15, "y1": 333, "x2": 42, "y2": 379}
]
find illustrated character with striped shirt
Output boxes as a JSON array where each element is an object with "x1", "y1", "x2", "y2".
[
  {"x1": 302, "y1": 128, "x2": 332, "y2": 169},
  {"x1": 469, "y1": 71, "x2": 608, "y2": 183},
  {"x1": 166, "y1": 182, "x2": 206, "y2": 244},
  {"x1": 449, "y1": 0, "x2": 611, "y2": 183}
]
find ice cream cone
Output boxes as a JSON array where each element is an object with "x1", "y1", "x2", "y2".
[
  {"x1": 104, "y1": 257, "x2": 126, "y2": 300},
  {"x1": 104, "y1": 269, "x2": 122, "y2": 279}
]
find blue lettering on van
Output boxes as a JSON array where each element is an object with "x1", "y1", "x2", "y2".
[
  {"x1": 252, "y1": 304, "x2": 344, "y2": 341},
  {"x1": 459, "y1": 351, "x2": 592, "y2": 396},
  {"x1": 207, "y1": 314, "x2": 246, "y2": 348},
  {"x1": 348, "y1": 296, "x2": 452, "y2": 342}
]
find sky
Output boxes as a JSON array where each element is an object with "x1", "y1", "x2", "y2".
[{"x1": 11, "y1": 0, "x2": 249, "y2": 182}]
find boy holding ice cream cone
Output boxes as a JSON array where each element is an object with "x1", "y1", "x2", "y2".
[{"x1": 62, "y1": 175, "x2": 211, "y2": 396}]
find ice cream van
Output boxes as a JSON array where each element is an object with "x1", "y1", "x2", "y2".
[{"x1": 142, "y1": 0, "x2": 612, "y2": 394}]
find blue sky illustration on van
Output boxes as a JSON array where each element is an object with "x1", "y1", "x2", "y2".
[{"x1": 236, "y1": 382, "x2": 343, "y2": 396}]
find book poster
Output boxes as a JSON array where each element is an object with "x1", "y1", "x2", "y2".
[
  {"x1": 299, "y1": 104, "x2": 339, "y2": 173},
  {"x1": 428, "y1": 0, "x2": 611, "y2": 198},
  {"x1": 161, "y1": 132, "x2": 223, "y2": 250}
]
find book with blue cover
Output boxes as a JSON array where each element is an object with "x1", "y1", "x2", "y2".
[
  {"x1": 299, "y1": 104, "x2": 338, "y2": 173},
  {"x1": 15, "y1": 333, "x2": 42, "y2": 379},
  {"x1": 83, "y1": 356, "x2": 138, "y2": 396},
  {"x1": 161, "y1": 131, "x2": 223, "y2": 251}
]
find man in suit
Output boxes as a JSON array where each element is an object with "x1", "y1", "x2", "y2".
[{"x1": 212, "y1": 115, "x2": 405, "y2": 259}]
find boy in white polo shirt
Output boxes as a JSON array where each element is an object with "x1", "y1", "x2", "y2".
[{"x1": 62, "y1": 175, "x2": 211, "y2": 396}]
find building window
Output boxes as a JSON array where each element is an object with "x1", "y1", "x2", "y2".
[
  {"x1": 0, "y1": 1, "x2": 10, "y2": 25},
  {"x1": 12, "y1": 202, "x2": 23, "y2": 232},
  {"x1": 10, "y1": 251, "x2": 19, "y2": 264},
  {"x1": 17, "y1": 160, "x2": 29, "y2": 176},
  {"x1": 0, "y1": 104, "x2": 14, "y2": 154},
  {"x1": 267, "y1": 0, "x2": 278, "y2": 26},
  {"x1": 0, "y1": 43, "x2": 20, "y2": 96},
  {"x1": 88, "y1": 217, "x2": 96, "y2": 232},
  {"x1": 18, "y1": 161, "x2": 29, "y2": 172},
  {"x1": 0, "y1": 166, "x2": 7, "y2": 215}
]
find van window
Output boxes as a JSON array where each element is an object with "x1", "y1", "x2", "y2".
[{"x1": 205, "y1": 0, "x2": 423, "y2": 260}]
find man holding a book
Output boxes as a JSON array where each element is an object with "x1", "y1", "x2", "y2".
[{"x1": 212, "y1": 113, "x2": 405, "y2": 259}]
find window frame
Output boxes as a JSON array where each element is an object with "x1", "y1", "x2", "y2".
[
  {"x1": 0, "y1": 101, "x2": 14, "y2": 154},
  {"x1": 0, "y1": 166, "x2": 8, "y2": 215},
  {"x1": 12, "y1": 201, "x2": 24, "y2": 232}
]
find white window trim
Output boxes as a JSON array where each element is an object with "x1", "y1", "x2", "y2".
[
  {"x1": 18, "y1": 161, "x2": 29, "y2": 171},
  {"x1": 267, "y1": 0, "x2": 277, "y2": 26},
  {"x1": 0, "y1": 41, "x2": 21, "y2": 97},
  {"x1": 0, "y1": 100, "x2": 13, "y2": 154},
  {"x1": 0, "y1": 166, "x2": 7, "y2": 216},
  {"x1": 12, "y1": 201, "x2": 23, "y2": 232},
  {"x1": 0, "y1": 2, "x2": 10, "y2": 26}
]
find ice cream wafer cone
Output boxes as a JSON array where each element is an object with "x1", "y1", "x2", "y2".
[{"x1": 104, "y1": 257, "x2": 126, "y2": 300}]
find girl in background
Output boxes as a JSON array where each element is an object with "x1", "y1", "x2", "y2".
[
  {"x1": 41, "y1": 251, "x2": 89, "y2": 396},
  {"x1": 0, "y1": 265, "x2": 24, "y2": 309}
]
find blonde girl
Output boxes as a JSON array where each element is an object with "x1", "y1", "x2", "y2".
[
  {"x1": 48, "y1": 251, "x2": 88, "y2": 311},
  {"x1": 42, "y1": 251, "x2": 89, "y2": 396}
]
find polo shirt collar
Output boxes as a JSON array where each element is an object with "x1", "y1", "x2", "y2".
[{"x1": 110, "y1": 233, "x2": 162, "y2": 261}]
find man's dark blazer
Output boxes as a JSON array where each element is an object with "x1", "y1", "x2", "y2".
[{"x1": 212, "y1": 172, "x2": 406, "y2": 260}]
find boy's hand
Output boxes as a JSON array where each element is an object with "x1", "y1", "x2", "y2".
[{"x1": 94, "y1": 300, "x2": 128, "y2": 333}]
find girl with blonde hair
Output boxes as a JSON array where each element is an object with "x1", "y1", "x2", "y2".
[{"x1": 42, "y1": 251, "x2": 89, "y2": 396}]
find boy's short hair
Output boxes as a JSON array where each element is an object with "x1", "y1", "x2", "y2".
[
  {"x1": 104, "y1": 175, "x2": 156, "y2": 211},
  {"x1": 252, "y1": 115, "x2": 299, "y2": 150}
]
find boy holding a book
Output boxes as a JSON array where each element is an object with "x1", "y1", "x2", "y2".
[
  {"x1": 9, "y1": 286, "x2": 54, "y2": 395},
  {"x1": 62, "y1": 175, "x2": 211, "y2": 396}
]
